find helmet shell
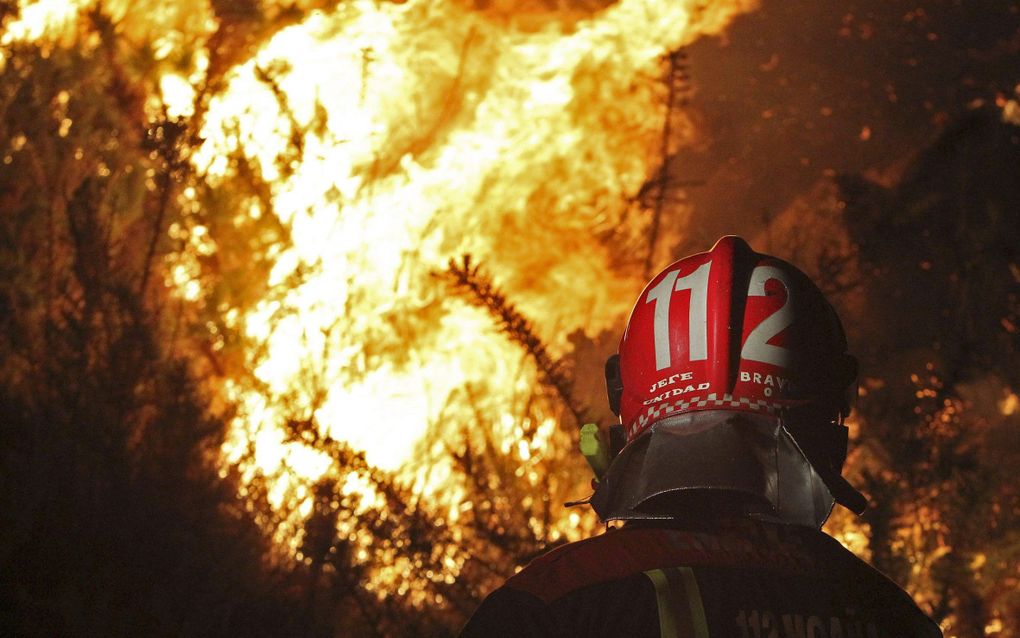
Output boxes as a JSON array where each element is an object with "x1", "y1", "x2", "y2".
[{"x1": 618, "y1": 236, "x2": 850, "y2": 441}]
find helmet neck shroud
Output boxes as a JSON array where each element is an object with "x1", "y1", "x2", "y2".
[{"x1": 589, "y1": 410, "x2": 857, "y2": 528}]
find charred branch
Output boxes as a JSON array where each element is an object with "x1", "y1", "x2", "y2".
[{"x1": 644, "y1": 48, "x2": 697, "y2": 277}]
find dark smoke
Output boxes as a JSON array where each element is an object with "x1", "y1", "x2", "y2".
[{"x1": 679, "y1": 0, "x2": 1020, "y2": 248}]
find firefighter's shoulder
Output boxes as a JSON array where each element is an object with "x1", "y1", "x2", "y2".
[
  {"x1": 503, "y1": 520, "x2": 809, "y2": 603},
  {"x1": 459, "y1": 526, "x2": 664, "y2": 638}
]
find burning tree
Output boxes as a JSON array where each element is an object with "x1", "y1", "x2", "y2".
[{"x1": 0, "y1": 2, "x2": 321, "y2": 634}]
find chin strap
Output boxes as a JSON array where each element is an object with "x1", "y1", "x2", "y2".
[
  {"x1": 820, "y1": 428, "x2": 868, "y2": 515},
  {"x1": 830, "y1": 477, "x2": 868, "y2": 515},
  {"x1": 783, "y1": 411, "x2": 868, "y2": 516},
  {"x1": 604, "y1": 355, "x2": 623, "y2": 417}
]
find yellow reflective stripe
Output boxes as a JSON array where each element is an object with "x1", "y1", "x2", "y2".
[
  {"x1": 644, "y1": 567, "x2": 710, "y2": 638},
  {"x1": 678, "y1": 566, "x2": 710, "y2": 638},
  {"x1": 644, "y1": 569, "x2": 680, "y2": 638}
]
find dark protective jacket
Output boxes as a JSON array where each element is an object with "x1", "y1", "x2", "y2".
[{"x1": 459, "y1": 518, "x2": 942, "y2": 638}]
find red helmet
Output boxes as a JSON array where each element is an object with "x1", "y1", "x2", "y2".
[
  {"x1": 612, "y1": 235, "x2": 855, "y2": 441},
  {"x1": 596, "y1": 236, "x2": 864, "y2": 523}
]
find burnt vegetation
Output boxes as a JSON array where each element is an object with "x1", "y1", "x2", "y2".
[{"x1": 836, "y1": 108, "x2": 1020, "y2": 636}]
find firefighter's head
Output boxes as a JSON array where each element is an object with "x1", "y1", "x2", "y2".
[{"x1": 592, "y1": 236, "x2": 865, "y2": 527}]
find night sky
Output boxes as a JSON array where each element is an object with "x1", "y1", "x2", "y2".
[{"x1": 680, "y1": 0, "x2": 1020, "y2": 248}]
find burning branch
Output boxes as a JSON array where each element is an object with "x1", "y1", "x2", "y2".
[
  {"x1": 254, "y1": 61, "x2": 305, "y2": 178},
  {"x1": 138, "y1": 113, "x2": 189, "y2": 299},
  {"x1": 642, "y1": 48, "x2": 702, "y2": 276},
  {"x1": 439, "y1": 255, "x2": 588, "y2": 426},
  {"x1": 646, "y1": 49, "x2": 686, "y2": 275}
]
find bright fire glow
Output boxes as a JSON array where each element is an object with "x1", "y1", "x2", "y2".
[
  {"x1": 190, "y1": 0, "x2": 756, "y2": 490},
  {"x1": 6, "y1": 0, "x2": 757, "y2": 562},
  {"x1": 1, "y1": 0, "x2": 86, "y2": 44}
]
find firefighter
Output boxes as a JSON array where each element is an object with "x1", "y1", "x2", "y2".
[{"x1": 459, "y1": 236, "x2": 942, "y2": 638}]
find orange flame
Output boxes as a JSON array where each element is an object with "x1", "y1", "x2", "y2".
[
  {"x1": 191, "y1": 0, "x2": 756, "y2": 494},
  {"x1": 7, "y1": 0, "x2": 760, "y2": 553}
]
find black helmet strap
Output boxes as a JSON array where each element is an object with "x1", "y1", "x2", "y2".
[{"x1": 604, "y1": 354, "x2": 623, "y2": 417}]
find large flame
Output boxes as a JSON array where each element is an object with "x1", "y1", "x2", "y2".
[
  {"x1": 186, "y1": 0, "x2": 756, "y2": 494},
  {"x1": 7, "y1": 0, "x2": 758, "y2": 533}
]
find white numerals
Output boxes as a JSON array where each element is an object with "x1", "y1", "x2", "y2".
[
  {"x1": 676, "y1": 262, "x2": 710, "y2": 362},
  {"x1": 741, "y1": 266, "x2": 793, "y2": 367},
  {"x1": 645, "y1": 261, "x2": 710, "y2": 370},
  {"x1": 646, "y1": 270, "x2": 679, "y2": 370},
  {"x1": 644, "y1": 261, "x2": 793, "y2": 370}
]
